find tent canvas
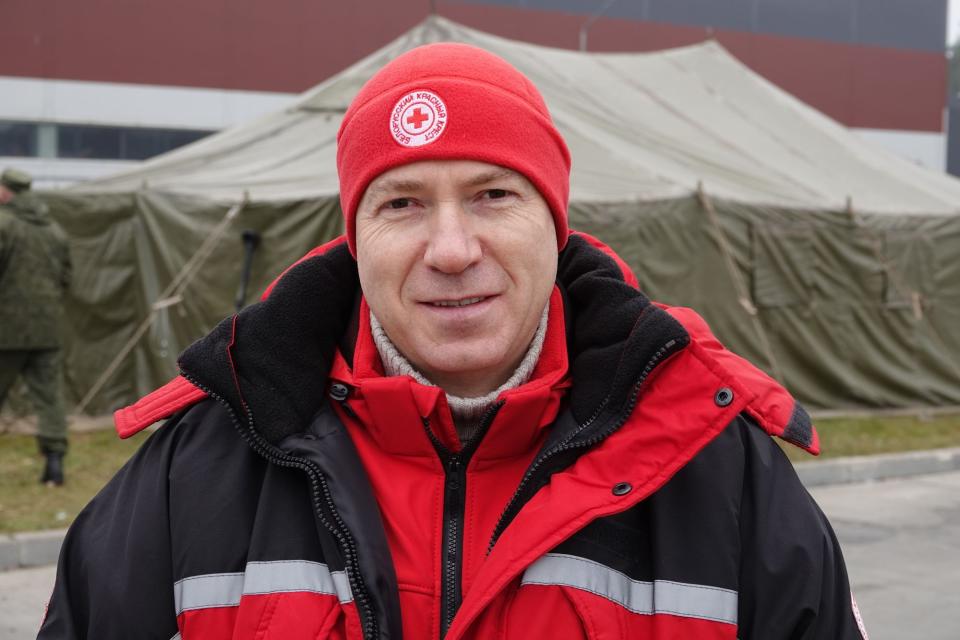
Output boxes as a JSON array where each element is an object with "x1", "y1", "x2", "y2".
[{"x1": 39, "y1": 16, "x2": 960, "y2": 414}]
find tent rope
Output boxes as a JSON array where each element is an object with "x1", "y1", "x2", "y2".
[
  {"x1": 75, "y1": 200, "x2": 246, "y2": 415},
  {"x1": 696, "y1": 182, "x2": 786, "y2": 385}
]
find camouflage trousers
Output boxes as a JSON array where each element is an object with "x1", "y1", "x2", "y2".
[{"x1": 0, "y1": 349, "x2": 68, "y2": 454}]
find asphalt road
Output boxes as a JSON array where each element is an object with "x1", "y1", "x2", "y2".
[
  {"x1": 3, "y1": 471, "x2": 959, "y2": 639},
  {"x1": 809, "y1": 471, "x2": 960, "y2": 639}
]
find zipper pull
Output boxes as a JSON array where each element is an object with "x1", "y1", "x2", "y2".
[
  {"x1": 446, "y1": 455, "x2": 463, "y2": 511},
  {"x1": 447, "y1": 456, "x2": 462, "y2": 473}
]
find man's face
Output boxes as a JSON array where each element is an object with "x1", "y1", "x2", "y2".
[
  {"x1": 355, "y1": 160, "x2": 558, "y2": 397},
  {"x1": 0, "y1": 185, "x2": 13, "y2": 205}
]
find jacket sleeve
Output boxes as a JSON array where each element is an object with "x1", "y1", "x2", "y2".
[
  {"x1": 37, "y1": 413, "x2": 187, "y2": 640},
  {"x1": 737, "y1": 420, "x2": 867, "y2": 639}
]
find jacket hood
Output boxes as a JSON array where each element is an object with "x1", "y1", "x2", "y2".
[{"x1": 177, "y1": 234, "x2": 690, "y2": 446}]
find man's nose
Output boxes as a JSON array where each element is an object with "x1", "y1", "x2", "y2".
[{"x1": 422, "y1": 203, "x2": 482, "y2": 274}]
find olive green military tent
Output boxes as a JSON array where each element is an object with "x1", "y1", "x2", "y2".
[{"x1": 42, "y1": 16, "x2": 960, "y2": 414}]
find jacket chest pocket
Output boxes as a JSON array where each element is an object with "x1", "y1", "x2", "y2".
[{"x1": 500, "y1": 580, "x2": 595, "y2": 640}]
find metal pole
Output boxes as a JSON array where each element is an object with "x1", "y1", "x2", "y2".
[
  {"x1": 235, "y1": 229, "x2": 261, "y2": 311},
  {"x1": 579, "y1": 0, "x2": 621, "y2": 51}
]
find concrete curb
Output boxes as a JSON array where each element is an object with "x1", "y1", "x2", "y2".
[
  {"x1": 3, "y1": 448, "x2": 960, "y2": 571},
  {"x1": 0, "y1": 529, "x2": 67, "y2": 572},
  {"x1": 794, "y1": 447, "x2": 960, "y2": 487}
]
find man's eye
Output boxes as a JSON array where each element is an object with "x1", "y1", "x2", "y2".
[
  {"x1": 485, "y1": 189, "x2": 509, "y2": 199},
  {"x1": 387, "y1": 198, "x2": 411, "y2": 209}
]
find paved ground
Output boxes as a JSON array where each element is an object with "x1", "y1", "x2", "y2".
[
  {"x1": 2, "y1": 472, "x2": 959, "y2": 639},
  {"x1": 809, "y1": 471, "x2": 960, "y2": 639},
  {"x1": 0, "y1": 566, "x2": 53, "y2": 639}
]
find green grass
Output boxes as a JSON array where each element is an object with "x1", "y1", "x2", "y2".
[
  {"x1": 780, "y1": 413, "x2": 960, "y2": 463},
  {"x1": 1, "y1": 414, "x2": 960, "y2": 534},
  {"x1": 0, "y1": 428, "x2": 148, "y2": 534}
]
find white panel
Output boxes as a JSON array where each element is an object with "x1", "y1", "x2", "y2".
[
  {"x1": 0, "y1": 77, "x2": 297, "y2": 130},
  {"x1": 852, "y1": 128, "x2": 947, "y2": 172},
  {"x1": 0, "y1": 156, "x2": 140, "y2": 189}
]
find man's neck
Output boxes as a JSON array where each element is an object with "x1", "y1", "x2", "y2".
[{"x1": 369, "y1": 306, "x2": 549, "y2": 443}]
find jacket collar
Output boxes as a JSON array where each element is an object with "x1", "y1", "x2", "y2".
[
  {"x1": 329, "y1": 289, "x2": 570, "y2": 459},
  {"x1": 177, "y1": 234, "x2": 690, "y2": 456}
]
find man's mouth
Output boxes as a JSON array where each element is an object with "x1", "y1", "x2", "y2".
[{"x1": 430, "y1": 296, "x2": 487, "y2": 308}]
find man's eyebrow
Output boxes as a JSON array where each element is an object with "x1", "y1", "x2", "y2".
[
  {"x1": 365, "y1": 178, "x2": 426, "y2": 198},
  {"x1": 462, "y1": 168, "x2": 519, "y2": 187},
  {"x1": 364, "y1": 168, "x2": 520, "y2": 201}
]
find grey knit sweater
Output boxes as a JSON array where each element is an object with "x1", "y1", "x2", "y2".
[{"x1": 369, "y1": 306, "x2": 549, "y2": 443}]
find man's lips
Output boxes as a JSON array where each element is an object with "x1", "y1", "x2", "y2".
[
  {"x1": 417, "y1": 294, "x2": 500, "y2": 313},
  {"x1": 428, "y1": 296, "x2": 487, "y2": 308}
]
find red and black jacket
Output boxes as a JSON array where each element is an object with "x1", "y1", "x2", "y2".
[{"x1": 39, "y1": 234, "x2": 865, "y2": 639}]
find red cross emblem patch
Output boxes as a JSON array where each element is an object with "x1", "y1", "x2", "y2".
[{"x1": 390, "y1": 90, "x2": 447, "y2": 148}]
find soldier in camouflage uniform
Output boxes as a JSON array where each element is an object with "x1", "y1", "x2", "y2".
[{"x1": 0, "y1": 168, "x2": 72, "y2": 486}]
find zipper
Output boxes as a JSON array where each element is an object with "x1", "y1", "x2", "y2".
[
  {"x1": 180, "y1": 372, "x2": 379, "y2": 640},
  {"x1": 488, "y1": 337, "x2": 686, "y2": 552},
  {"x1": 422, "y1": 402, "x2": 504, "y2": 639}
]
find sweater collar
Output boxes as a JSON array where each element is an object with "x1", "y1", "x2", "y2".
[
  {"x1": 332, "y1": 291, "x2": 569, "y2": 458},
  {"x1": 369, "y1": 305, "x2": 549, "y2": 443}
]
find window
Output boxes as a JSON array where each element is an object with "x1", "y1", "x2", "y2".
[
  {"x1": 120, "y1": 127, "x2": 211, "y2": 160},
  {"x1": 0, "y1": 121, "x2": 38, "y2": 157},
  {"x1": 57, "y1": 124, "x2": 122, "y2": 159},
  {"x1": 1, "y1": 121, "x2": 214, "y2": 160},
  {"x1": 882, "y1": 230, "x2": 937, "y2": 309},
  {"x1": 751, "y1": 223, "x2": 814, "y2": 308}
]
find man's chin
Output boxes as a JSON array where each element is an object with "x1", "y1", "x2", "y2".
[{"x1": 413, "y1": 347, "x2": 509, "y2": 393}]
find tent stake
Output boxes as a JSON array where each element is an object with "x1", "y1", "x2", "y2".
[
  {"x1": 696, "y1": 182, "x2": 786, "y2": 384},
  {"x1": 75, "y1": 200, "x2": 246, "y2": 415}
]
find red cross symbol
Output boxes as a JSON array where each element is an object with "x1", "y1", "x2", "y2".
[{"x1": 406, "y1": 107, "x2": 429, "y2": 130}]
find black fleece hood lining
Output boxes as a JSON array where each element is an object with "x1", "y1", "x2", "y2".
[
  {"x1": 557, "y1": 235, "x2": 689, "y2": 429},
  {"x1": 179, "y1": 242, "x2": 359, "y2": 444}
]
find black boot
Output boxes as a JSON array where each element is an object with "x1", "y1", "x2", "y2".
[{"x1": 41, "y1": 452, "x2": 64, "y2": 486}]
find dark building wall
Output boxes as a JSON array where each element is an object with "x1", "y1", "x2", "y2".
[
  {"x1": 471, "y1": 0, "x2": 947, "y2": 52},
  {"x1": 0, "y1": 0, "x2": 946, "y2": 132}
]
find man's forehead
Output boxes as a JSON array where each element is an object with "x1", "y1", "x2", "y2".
[{"x1": 364, "y1": 161, "x2": 523, "y2": 197}]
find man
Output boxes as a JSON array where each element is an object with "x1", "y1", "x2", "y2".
[
  {"x1": 40, "y1": 44, "x2": 867, "y2": 639},
  {"x1": 0, "y1": 168, "x2": 72, "y2": 486}
]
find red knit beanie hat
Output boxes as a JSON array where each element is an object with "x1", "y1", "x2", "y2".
[{"x1": 336, "y1": 42, "x2": 571, "y2": 256}]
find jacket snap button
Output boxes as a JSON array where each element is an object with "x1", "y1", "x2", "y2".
[
  {"x1": 612, "y1": 482, "x2": 632, "y2": 496},
  {"x1": 329, "y1": 383, "x2": 349, "y2": 402},
  {"x1": 714, "y1": 387, "x2": 734, "y2": 407}
]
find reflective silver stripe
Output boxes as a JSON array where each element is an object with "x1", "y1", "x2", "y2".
[
  {"x1": 174, "y1": 560, "x2": 352, "y2": 616},
  {"x1": 522, "y1": 553, "x2": 738, "y2": 625},
  {"x1": 174, "y1": 572, "x2": 244, "y2": 614},
  {"x1": 169, "y1": 633, "x2": 181, "y2": 640}
]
